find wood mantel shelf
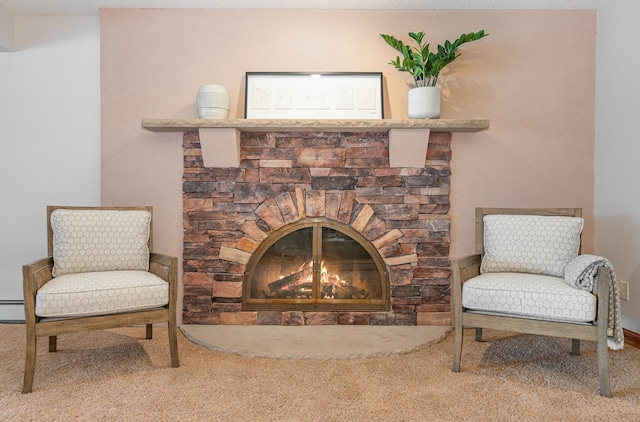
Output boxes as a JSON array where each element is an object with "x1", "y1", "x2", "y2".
[
  {"x1": 141, "y1": 118, "x2": 489, "y2": 168},
  {"x1": 141, "y1": 118, "x2": 489, "y2": 133}
]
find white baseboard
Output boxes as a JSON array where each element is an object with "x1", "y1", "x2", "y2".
[{"x1": 0, "y1": 301, "x2": 25, "y2": 321}]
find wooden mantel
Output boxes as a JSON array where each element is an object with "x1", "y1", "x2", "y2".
[
  {"x1": 141, "y1": 118, "x2": 489, "y2": 133},
  {"x1": 141, "y1": 118, "x2": 489, "y2": 167}
]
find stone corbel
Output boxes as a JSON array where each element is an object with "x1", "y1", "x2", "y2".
[
  {"x1": 388, "y1": 128, "x2": 431, "y2": 168},
  {"x1": 198, "y1": 128, "x2": 241, "y2": 167}
]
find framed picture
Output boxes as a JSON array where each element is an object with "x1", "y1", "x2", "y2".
[{"x1": 244, "y1": 72, "x2": 384, "y2": 119}]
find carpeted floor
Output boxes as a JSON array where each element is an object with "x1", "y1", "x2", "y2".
[{"x1": 1, "y1": 323, "x2": 639, "y2": 421}]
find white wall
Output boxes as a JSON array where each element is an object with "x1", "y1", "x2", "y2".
[
  {"x1": 0, "y1": 16, "x2": 101, "y2": 320},
  {"x1": 595, "y1": 0, "x2": 640, "y2": 332},
  {"x1": 0, "y1": 11, "x2": 14, "y2": 51}
]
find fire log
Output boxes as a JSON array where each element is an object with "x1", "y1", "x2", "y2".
[{"x1": 268, "y1": 267, "x2": 313, "y2": 293}]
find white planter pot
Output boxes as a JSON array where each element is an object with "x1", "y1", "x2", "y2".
[
  {"x1": 408, "y1": 86, "x2": 440, "y2": 119},
  {"x1": 197, "y1": 84, "x2": 230, "y2": 119}
]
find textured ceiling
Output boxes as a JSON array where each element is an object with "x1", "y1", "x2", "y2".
[{"x1": 0, "y1": 0, "x2": 608, "y2": 17}]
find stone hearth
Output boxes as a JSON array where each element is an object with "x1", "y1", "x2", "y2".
[{"x1": 182, "y1": 130, "x2": 452, "y2": 326}]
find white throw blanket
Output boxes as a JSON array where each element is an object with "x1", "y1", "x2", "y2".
[{"x1": 564, "y1": 254, "x2": 624, "y2": 350}]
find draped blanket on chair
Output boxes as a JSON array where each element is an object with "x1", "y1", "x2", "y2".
[{"x1": 564, "y1": 254, "x2": 624, "y2": 350}]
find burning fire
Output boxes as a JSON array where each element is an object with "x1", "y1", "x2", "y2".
[
  {"x1": 277, "y1": 260, "x2": 346, "y2": 298},
  {"x1": 319, "y1": 260, "x2": 347, "y2": 298}
]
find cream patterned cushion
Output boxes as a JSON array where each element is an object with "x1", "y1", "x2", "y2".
[
  {"x1": 480, "y1": 214, "x2": 583, "y2": 277},
  {"x1": 462, "y1": 272, "x2": 596, "y2": 323},
  {"x1": 51, "y1": 209, "x2": 151, "y2": 277},
  {"x1": 35, "y1": 271, "x2": 168, "y2": 318}
]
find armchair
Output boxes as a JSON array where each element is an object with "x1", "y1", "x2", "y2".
[
  {"x1": 22, "y1": 206, "x2": 180, "y2": 393},
  {"x1": 451, "y1": 208, "x2": 613, "y2": 397}
]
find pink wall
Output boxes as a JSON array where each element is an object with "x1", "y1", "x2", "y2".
[{"x1": 101, "y1": 9, "x2": 596, "y2": 318}]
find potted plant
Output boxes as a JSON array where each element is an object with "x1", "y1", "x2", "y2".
[{"x1": 380, "y1": 30, "x2": 487, "y2": 118}]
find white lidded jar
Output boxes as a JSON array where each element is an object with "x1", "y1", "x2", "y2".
[{"x1": 196, "y1": 84, "x2": 230, "y2": 119}]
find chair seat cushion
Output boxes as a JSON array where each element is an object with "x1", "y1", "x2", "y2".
[
  {"x1": 35, "y1": 271, "x2": 168, "y2": 318},
  {"x1": 462, "y1": 272, "x2": 596, "y2": 323}
]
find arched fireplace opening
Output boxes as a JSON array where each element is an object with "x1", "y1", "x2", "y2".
[{"x1": 243, "y1": 217, "x2": 390, "y2": 312}]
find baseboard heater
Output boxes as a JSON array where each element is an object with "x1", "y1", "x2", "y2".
[{"x1": 0, "y1": 300, "x2": 25, "y2": 323}]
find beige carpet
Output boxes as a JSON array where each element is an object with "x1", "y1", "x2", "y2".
[{"x1": 1, "y1": 323, "x2": 639, "y2": 421}]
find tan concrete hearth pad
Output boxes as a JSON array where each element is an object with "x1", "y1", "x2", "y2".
[{"x1": 180, "y1": 325, "x2": 451, "y2": 359}]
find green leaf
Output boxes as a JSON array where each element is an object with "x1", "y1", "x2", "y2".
[
  {"x1": 408, "y1": 32, "x2": 424, "y2": 44},
  {"x1": 420, "y1": 43, "x2": 430, "y2": 60},
  {"x1": 381, "y1": 29, "x2": 487, "y2": 87}
]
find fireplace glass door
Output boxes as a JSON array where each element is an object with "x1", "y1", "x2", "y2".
[{"x1": 244, "y1": 218, "x2": 389, "y2": 311}]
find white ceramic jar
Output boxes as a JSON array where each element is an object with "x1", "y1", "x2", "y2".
[
  {"x1": 196, "y1": 84, "x2": 230, "y2": 119},
  {"x1": 408, "y1": 86, "x2": 440, "y2": 119}
]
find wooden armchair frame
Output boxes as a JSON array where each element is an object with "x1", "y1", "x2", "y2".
[
  {"x1": 22, "y1": 206, "x2": 180, "y2": 393},
  {"x1": 451, "y1": 207, "x2": 611, "y2": 397}
]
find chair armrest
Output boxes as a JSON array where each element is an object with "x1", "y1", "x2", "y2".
[
  {"x1": 451, "y1": 254, "x2": 481, "y2": 325},
  {"x1": 149, "y1": 252, "x2": 178, "y2": 284},
  {"x1": 452, "y1": 254, "x2": 482, "y2": 286},
  {"x1": 23, "y1": 257, "x2": 54, "y2": 293},
  {"x1": 149, "y1": 252, "x2": 179, "y2": 317},
  {"x1": 595, "y1": 266, "x2": 611, "y2": 327},
  {"x1": 22, "y1": 257, "x2": 54, "y2": 324}
]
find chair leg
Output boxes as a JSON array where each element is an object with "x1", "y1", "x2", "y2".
[
  {"x1": 597, "y1": 335, "x2": 611, "y2": 397},
  {"x1": 571, "y1": 339, "x2": 580, "y2": 356},
  {"x1": 23, "y1": 328, "x2": 37, "y2": 393},
  {"x1": 167, "y1": 319, "x2": 180, "y2": 368},
  {"x1": 146, "y1": 324, "x2": 153, "y2": 340},
  {"x1": 48, "y1": 335, "x2": 57, "y2": 352},
  {"x1": 452, "y1": 326, "x2": 463, "y2": 372},
  {"x1": 595, "y1": 269, "x2": 611, "y2": 397},
  {"x1": 475, "y1": 327, "x2": 483, "y2": 342}
]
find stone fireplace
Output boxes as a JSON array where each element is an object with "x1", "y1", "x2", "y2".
[{"x1": 181, "y1": 129, "x2": 453, "y2": 326}]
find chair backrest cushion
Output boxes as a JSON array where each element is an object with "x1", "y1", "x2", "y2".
[
  {"x1": 51, "y1": 209, "x2": 151, "y2": 276},
  {"x1": 480, "y1": 214, "x2": 583, "y2": 277}
]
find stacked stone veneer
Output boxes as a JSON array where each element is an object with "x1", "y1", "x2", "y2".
[{"x1": 182, "y1": 130, "x2": 452, "y2": 326}]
